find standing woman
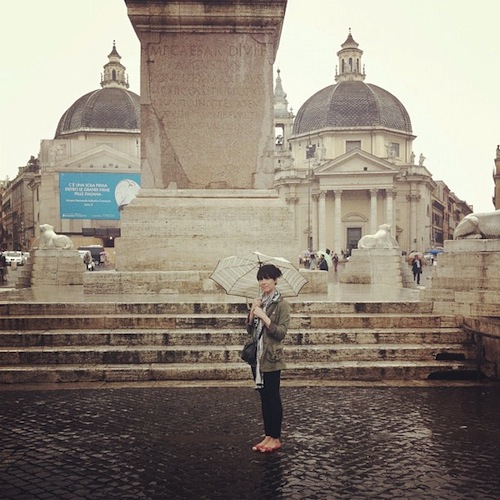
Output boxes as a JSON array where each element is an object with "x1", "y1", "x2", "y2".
[{"x1": 247, "y1": 264, "x2": 291, "y2": 453}]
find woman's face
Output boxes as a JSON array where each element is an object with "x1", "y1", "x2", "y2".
[{"x1": 258, "y1": 276, "x2": 276, "y2": 295}]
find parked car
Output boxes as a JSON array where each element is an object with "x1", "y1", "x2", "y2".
[{"x1": 3, "y1": 251, "x2": 24, "y2": 266}]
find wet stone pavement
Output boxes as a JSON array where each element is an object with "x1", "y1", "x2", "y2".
[{"x1": 1, "y1": 384, "x2": 500, "y2": 499}]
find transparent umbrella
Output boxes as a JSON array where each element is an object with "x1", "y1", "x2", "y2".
[{"x1": 210, "y1": 251, "x2": 308, "y2": 299}]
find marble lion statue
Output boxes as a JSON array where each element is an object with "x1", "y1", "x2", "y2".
[
  {"x1": 358, "y1": 224, "x2": 399, "y2": 249},
  {"x1": 454, "y1": 210, "x2": 500, "y2": 239},
  {"x1": 37, "y1": 224, "x2": 74, "y2": 250}
]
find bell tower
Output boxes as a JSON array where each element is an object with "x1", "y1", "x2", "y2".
[
  {"x1": 101, "y1": 41, "x2": 129, "y2": 89},
  {"x1": 273, "y1": 69, "x2": 294, "y2": 171},
  {"x1": 335, "y1": 29, "x2": 366, "y2": 82}
]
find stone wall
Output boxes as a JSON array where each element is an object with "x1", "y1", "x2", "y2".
[
  {"x1": 423, "y1": 239, "x2": 500, "y2": 380},
  {"x1": 114, "y1": 189, "x2": 299, "y2": 273},
  {"x1": 422, "y1": 239, "x2": 500, "y2": 316},
  {"x1": 28, "y1": 250, "x2": 84, "y2": 287},
  {"x1": 340, "y1": 248, "x2": 415, "y2": 288},
  {"x1": 84, "y1": 268, "x2": 327, "y2": 296}
]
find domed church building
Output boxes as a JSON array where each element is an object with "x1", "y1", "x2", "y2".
[
  {"x1": 34, "y1": 42, "x2": 141, "y2": 253},
  {"x1": 274, "y1": 31, "x2": 469, "y2": 255}
]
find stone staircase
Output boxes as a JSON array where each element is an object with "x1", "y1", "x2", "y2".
[{"x1": 0, "y1": 300, "x2": 483, "y2": 384}]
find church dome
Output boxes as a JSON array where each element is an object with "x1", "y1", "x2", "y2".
[
  {"x1": 55, "y1": 42, "x2": 140, "y2": 138},
  {"x1": 55, "y1": 88, "x2": 140, "y2": 137},
  {"x1": 293, "y1": 32, "x2": 412, "y2": 136},
  {"x1": 294, "y1": 81, "x2": 412, "y2": 135}
]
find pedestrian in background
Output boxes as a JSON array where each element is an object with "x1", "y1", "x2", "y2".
[
  {"x1": 0, "y1": 252, "x2": 7, "y2": 283},
  {"x1": 333, "y1": 253, "x2": 339, "y2": 272},
  {"x1": 318, "y1": 253, "x2": 329, "y2": 271},
  {"x1": 412, "y1": 255, "x2": 423, "y2": 284},
  {"x1": 309, "y1": 253, "x2": 317, "y2": 270},
  {"x1": 247, "y1": 264, "x2": 290, "y2": 453}
]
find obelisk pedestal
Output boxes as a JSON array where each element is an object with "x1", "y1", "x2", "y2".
[{"x1": 86, "y1": 1, "x2": 303, "y2": 294}]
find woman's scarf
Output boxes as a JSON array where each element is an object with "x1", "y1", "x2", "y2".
[{"x1": 253, "y1": 289, "x2": 281, "y2": 389}]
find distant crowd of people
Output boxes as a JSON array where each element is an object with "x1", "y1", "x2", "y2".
[{"x1": 298, "y1": 248, "x2": 341, "y2": 272}]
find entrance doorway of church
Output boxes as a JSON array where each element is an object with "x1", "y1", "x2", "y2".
[{"x1": 347, "y1": 227, "x2": 361, "y2": 253}]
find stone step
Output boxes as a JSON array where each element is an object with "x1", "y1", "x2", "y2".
[
  {"x1": 0, "y1": 328, "x2": 469, "y2": 347},
  {"x1": 0, "y1": 298, "x2": 479, "y2": 384},
  {"x1": 0, "y1": 359, "x2": 479, "y2": 384},
  {"x1": 0, "y1": 301, "x2": 434, "y2": 316},
  {"x1": 0, "y1": 313, "x2": 460, "y2": 331},
  {"x1": 0, "y1": 343, "x2": 475, "y2": 366}
]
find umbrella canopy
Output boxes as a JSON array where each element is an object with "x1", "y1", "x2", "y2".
[
  {"x1": 210, "y1": 251, "x2": 308, "y2": 298},
  {"x1": 409, "y1": 251, "x2": 424, "y2": 259},
  {"x1": 426, "y1": 248, "x2": 443, "y2": 255},
  {"x1": 408, "y1": 251, "x2": 424, "y2": 264},
  {"x1": 317, "y1": 251, "x2": 333, "y2": 268}
]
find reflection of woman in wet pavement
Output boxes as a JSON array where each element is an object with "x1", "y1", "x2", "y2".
[{"x1": 247, "y1": 264, "x2": 290, "y2": 453}]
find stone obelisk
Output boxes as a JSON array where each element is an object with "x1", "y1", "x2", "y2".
[{"x1": 108, "y1": 0, "x2": 297, "y2": 292}]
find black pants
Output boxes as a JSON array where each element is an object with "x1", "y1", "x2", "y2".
[
  {"x1": 252, "y1": 368, "x2": 283, "y2": 439},
  {"x1": 413, "y1": 271, "x2": 421, "y2": 284}
]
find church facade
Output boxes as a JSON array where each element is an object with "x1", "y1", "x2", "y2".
[
  {"x1": 273, "y1": 32, "x2": 472, "y2": 256},
  {"x1": 33, "y1": 43, "x2": 141, "y2": 254}
]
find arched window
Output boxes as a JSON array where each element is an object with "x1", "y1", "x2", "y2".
[{"x1": 112, "y1": 69, "x2": 116, "y2": 81}]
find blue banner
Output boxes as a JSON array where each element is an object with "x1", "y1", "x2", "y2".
[{"x1": 59, "y1": 172, "x2": 141, "y2": 220}]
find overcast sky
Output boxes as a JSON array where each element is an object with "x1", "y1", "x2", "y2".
[{"x1": 1, "y1": 0, "x2": 498, "y2": 213}]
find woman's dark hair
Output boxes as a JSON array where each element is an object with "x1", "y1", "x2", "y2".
[{"x1": 257, "y1": 264, "x2": 283, "y2": 281}]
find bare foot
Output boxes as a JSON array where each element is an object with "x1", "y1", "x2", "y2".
[
  {"x1": 252, "y1": 436, "x2": 271, "y2": 451},
  {"x1": 259, "y1": 438, "x2": 282, "y2": 452}
]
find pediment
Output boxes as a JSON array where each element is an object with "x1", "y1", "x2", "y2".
[
  {"x1": 315, "y1": 149, "x2": 398, "y2": 175},
  {"x1": 55, "y1": 144, "x2": 140, "y2": 170}
]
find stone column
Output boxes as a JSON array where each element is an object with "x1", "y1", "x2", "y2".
[
  {"x1": 334, "y1": 189, "x2": 342, "y2": 253},
  {"x1": 386, "y1": 189, "x2": 394, "y2": 231},
  {"x1": 370, "y1": 189, "x2": 378, "y2": 233},
  {"x1": 125, "y1": 0, "x2": 287, "y2": 190},
  {"x1": 285, "y1": 195, "x2": 299, "y2": 240},
  {"x1": 312, "y1": 193, "x2": 319, "y2": 251},
  {"x1": 318, "y1": 190, "x2": 327, "y2": 252},
  {"x1": 407, "y1": 193, "x2": 421, "y2": 249}
]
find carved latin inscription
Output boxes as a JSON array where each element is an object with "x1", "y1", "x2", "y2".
[{"x1": 143, "y1": 34, "x2": 273, "y2": 189}]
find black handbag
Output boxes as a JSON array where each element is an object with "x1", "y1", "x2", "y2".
[{"x1": 240, "y1": 339, "x2": 257, "y2": 365}]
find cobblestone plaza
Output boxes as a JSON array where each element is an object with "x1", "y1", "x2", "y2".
[{"x1": 1, "y1": 383, "x2": 499, "y2": 499}]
